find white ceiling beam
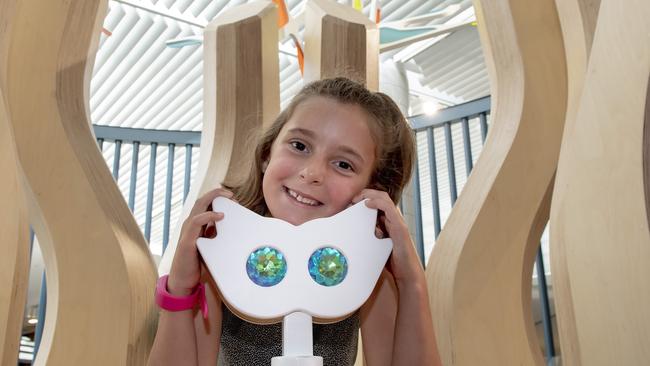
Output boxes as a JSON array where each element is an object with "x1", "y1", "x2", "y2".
[
  {"x1": 112, "y1": 0, "x2": 207, "y2": 28},
  {"x1": 381, "y1": 4, "x2": 460, "y2": 28},
  {"x1": 390, "y1": 5, "x2": 476, "y2": 61},
  {"x1": 405, "y1": 69, "x2": 463, "y2": 106},
  {"x1": 380, "y1": 20, "x2": 474, "y2": 53}
]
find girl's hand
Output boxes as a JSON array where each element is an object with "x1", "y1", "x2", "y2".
[
  {"x1": 167, "y1": 188, "x2": 234, "y2": 295},
  {"x1": 352, "y1": 189, "x2": 424, "y2": 284}
]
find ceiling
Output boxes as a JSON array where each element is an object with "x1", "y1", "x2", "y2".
[{"x1": 90, "y1": 0, "x2": 488, "y2": 131}]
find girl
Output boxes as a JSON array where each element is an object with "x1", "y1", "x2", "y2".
[{"x1": 148, "y1": 78, "x2": 441, "y2": 366}]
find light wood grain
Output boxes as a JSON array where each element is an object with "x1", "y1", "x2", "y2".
[
  {"x1": 0, "y1": 1, "x2": 31, "y2": 364},
  {"x1": 303, "y1": 0, "x2": 379, "y2": 90},
  {"x1": 550, "y1": 0, "x2": 650, "y2": 363},
  {"x1": 426, "y1": 0, "x2": 567, "y2": 364},
  {"x1": 0, "y1": 71, "x2": 30, "y2": 366},
  {"x1": 645, "y1": 77, "x2": 650, "y2": 232},
  {"x1": 0, "y1": 92, "x2": 29, "y2": 366},
  {"x1": 4, "y1": 0, "x2": 158, "y2": 364},
  {"x1": 158, "y1": 0, "x2": 280, "y2": 276},
  {"x1": 549, "y1": 1, "x2": 600, "y2": 364}
]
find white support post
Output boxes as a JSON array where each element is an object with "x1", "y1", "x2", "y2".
[{"x1": 271, "y1": 311, "x2": 323, "y2": 366}]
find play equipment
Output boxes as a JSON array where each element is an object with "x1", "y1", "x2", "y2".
[{"x1": 198, "y1": 198, "x2": 392, "y2": 365}]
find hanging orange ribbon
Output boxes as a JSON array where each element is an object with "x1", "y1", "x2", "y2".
[
  {"x1": 290, "y1": 34, "x2": 304, "y2": 76},
  {"x1": 273, "y1": 0, "x2": 289, "y2": 28},
  {"x1": 373, "y1": 0, "x2": 382, "y2": 24}
]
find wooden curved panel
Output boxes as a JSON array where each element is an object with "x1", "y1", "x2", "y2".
[
  {"x1": 425, "y1": 0, "x2": 567, "y2": 364},
  {"x1": 549, "y1": 0, "x2": 600, "y2": 364},
  {"x1": 4, "y1": 1, "x2": 158, "y2": 364},
  {"x1": 304, "y1": 0, "x2": 379, "y2": 89},
  {"x1": 0, "y1": 95, "x2": 29, "y2": 366},
  {"x1": 550, "y1": 0, "x2": 650, "y2": 363},
  {"x1": 645, "y1": 79, "x2": 650, "y2": 229},
  {"x1": 159, "y1": 1, "x2": 280, "y2": 274},
  {"x1": 0, "y1": 85, "x2": 30, "y2": 366},
  {"x1": 0, "y1": 1, "x2": 31, "y2": 364}
]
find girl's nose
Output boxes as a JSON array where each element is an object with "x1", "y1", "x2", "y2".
[{"x1": 300, "y1": 160, "x2": 325, "y2": 184}]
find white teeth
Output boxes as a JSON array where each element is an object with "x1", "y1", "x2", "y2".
[{"x1": 287, "y1": 188, "x2": 320, "y2": 206}]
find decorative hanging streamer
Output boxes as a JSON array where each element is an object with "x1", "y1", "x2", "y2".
[
  {"x1": 273, "y1": 0, "x2": 289, "y2": 28},
  {"x1": 101, "y1": 27, "x2": 112, "y2": 36},
  {"x1": 290, "y1": 34, "x2": 304, "y2": 76},
  {"x1": 370, "y1": 0, "x2": 381, "y2": 23},
  {"x1": 353, "y1": 0, "x2": 363, "y2": 12}
]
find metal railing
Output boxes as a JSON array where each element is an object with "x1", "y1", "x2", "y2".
[
  {"x1": 95, "y1": 126, "x2": 200, "y2": 252},
  {"x1": 409, "y1": 96, "x2": 555, "y2": 361},
  {"x1": 410, "y1": 96, "x2": 490, "y2": 259},
  {"x1": 26, "y1": 95, "x2": 556, "y2": 363}
]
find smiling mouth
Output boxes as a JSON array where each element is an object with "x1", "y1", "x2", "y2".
[{"x1": 284, "y1": 186, "x2": 323, "y2": 207}]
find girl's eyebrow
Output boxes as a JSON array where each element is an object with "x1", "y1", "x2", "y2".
[
  {"x1": 338, "y1": 145, "x2": 366, "y2": 165},
  {"x1": 287, "y1": 127, "x2": 366, "y2": 164},
  {"x1": 287, "y1": 127, "x2": 316, "y2": 138}
]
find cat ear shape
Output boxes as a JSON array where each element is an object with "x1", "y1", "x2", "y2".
[
  {"x1": 208, "y1": 196, "x2": 271, "y2": 227},
  {"x1": 197, "y1": 198, "x2": 393, "y2": 324},
  {"x1": 319, "y1": 199, "x2": 381, "y2": 236}
]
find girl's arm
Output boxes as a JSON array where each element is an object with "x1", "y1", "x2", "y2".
[
  {"x1": 148, "y1": 188, "x2": 233, "y2": 366},
  {"x1": 359, "y1": 269, "x2": 397, "y2": 366},
  {"x1": 195, "y1": 276, "x2": 222, "y2": 366},
  {"x1": 353, "y1": 189, "x2": 442, "y2": 366},
  {"x1": 148, "y1": 307, "x2": 197, "y2": 365},
  {"x1": 392, "y1": 267, "x2": 440, "y2": 366},
  {"x1": 148, "y1": 278, "x2": 221, "y2": 366}
]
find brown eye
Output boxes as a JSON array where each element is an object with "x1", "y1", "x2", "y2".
[
  {"x1": 337, "y1": 161, "x2": 353, "y2": 171},
  {"x1": 290, "y1": 141, "x2": 307, "y2": 151}
]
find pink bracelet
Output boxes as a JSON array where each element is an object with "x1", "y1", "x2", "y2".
[{"x1": 155, "y1": 275, "x2": 208, "y2": 320}]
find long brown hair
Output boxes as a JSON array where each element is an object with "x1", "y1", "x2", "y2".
[{"x1": 223, "y1": 77, "x2": 415, "y2": 215}]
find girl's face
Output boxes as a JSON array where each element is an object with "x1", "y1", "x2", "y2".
[{"x1": 262, "y1": 96, "x2": 377, "y2": 225}]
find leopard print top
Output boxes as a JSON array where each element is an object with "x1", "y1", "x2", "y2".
[{"x1": 217, "y1": 304, "x2": 359, "y2": 366}]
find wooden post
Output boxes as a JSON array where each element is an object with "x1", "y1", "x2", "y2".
[
  {"x1": 550, "y1": 0, "x2": 650, "y2": 363},
  {"x1": 550, "y1": 1, "x2": 600, "y2": 364},
  {"x1": 3, "y1": 0, "x2": 158, "y2": 364},
  {"x1": 0, "y1": 92, "x2": 30, "y2": 366},
  {"x1": 301, "y1": 3, "x2": 382, "y2": 364},
  {"x1": 159, "y1": 1, "x2": 280, "y2": 274},
  {"x1": 0, "y1": 1, "x2": 31, "y2": 364},
  {"x1": 303, "y1": 0, "x2": 379, "y2": 89},
  {"x1": 426, "y1": 0, "x2": 567, "y2": 364}
]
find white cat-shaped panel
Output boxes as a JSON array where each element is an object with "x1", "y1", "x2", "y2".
[{"x1": 197, "y1": 197, "x2": 393, "y2": 324}]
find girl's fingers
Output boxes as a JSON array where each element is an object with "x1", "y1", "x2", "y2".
[
  {"x1": 204, "y1": 222, "x2": 217, "y2": 238},
  {"x1": 352, "y1": 189, "x2": 404, "y2": 235},
  {"x1": 374, "y1": 225, "x2": 385, "y2": 239},
  {"x1": 354, "y1": 189, "x2": 421, "y2": 281},
  {"x1": 363, "y1": 197, "x2": 400, "y2": 224},
  {"x1": 191, "y1": 211, "x2": 224, "y2": 226},
  {"x1": 351, "y1": 190, "x2": 368, "y2": 204},
  {"x1": 352, "y1": 188, "x2": 391, "y2": 205},
  {"x1": 377, "y1": 215, "x2": 388, "y2": 238},
  {"x1": 187, "y1": 211, "x2": 224, "y2": 239}
]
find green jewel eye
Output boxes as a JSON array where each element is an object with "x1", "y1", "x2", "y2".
[
  {"x1": 308, "y1": 247, "x2": 348, "y2": 286},
  {"x1": 246, "y1": 247, "x2": 287, "y2": 287}
]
